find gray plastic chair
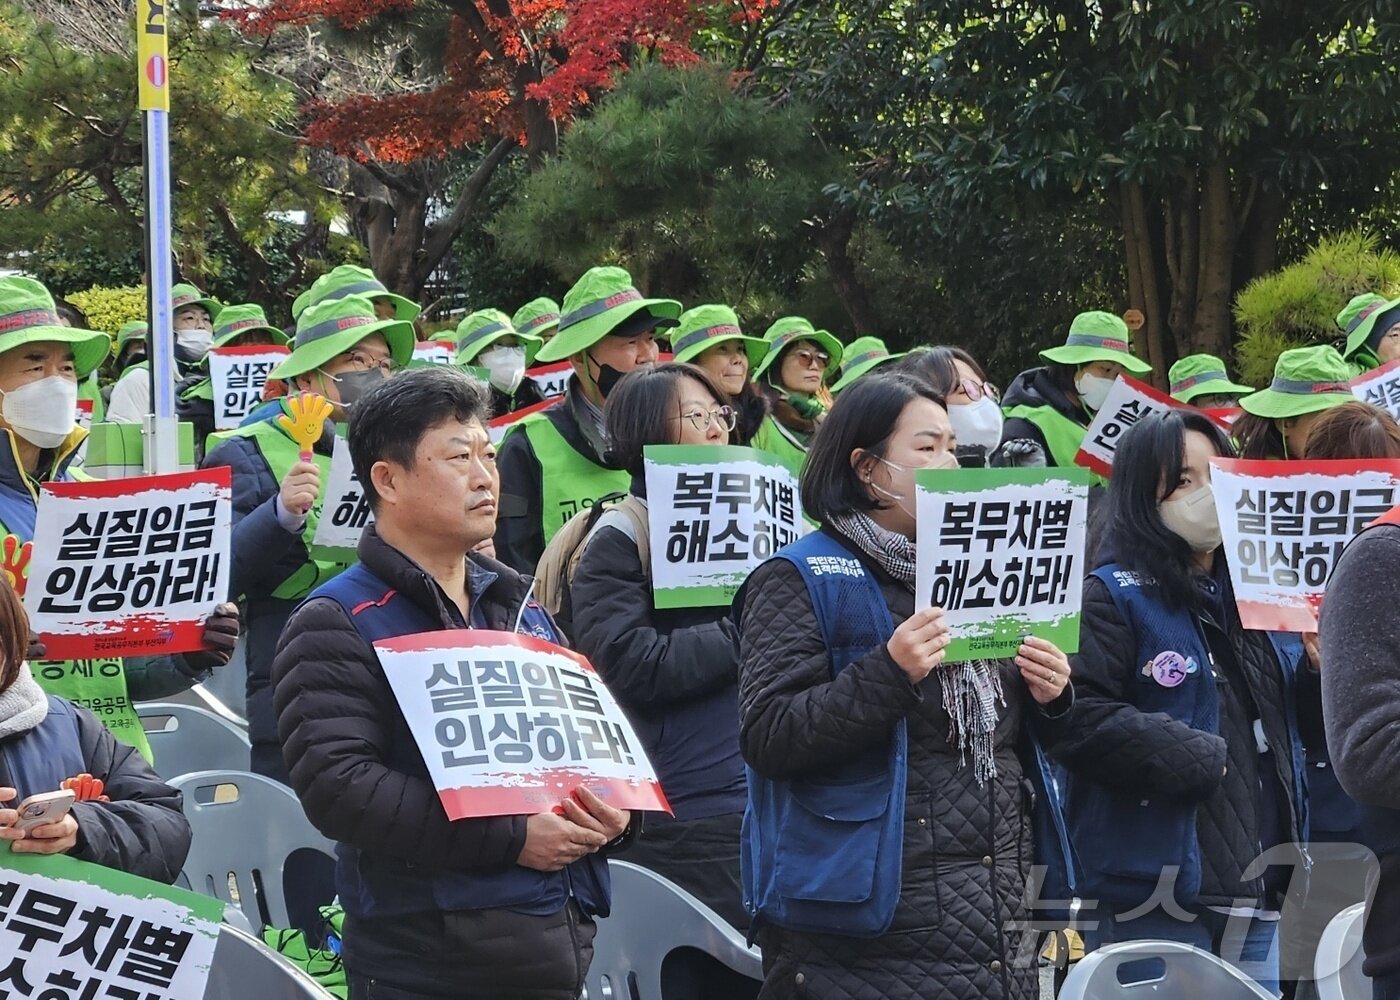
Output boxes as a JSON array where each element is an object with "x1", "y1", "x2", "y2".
[
  {"x1": 1058, "y1": 940, "x2": 1276, "y2": 1000},
  {"x1": 173, "y1": 769, "x2": 337, "y2": 930},
  {"x1": 1317, "y1": 903, "x2": 1370, "y2": 1000},
  {"x1": 137, "y1": 702, "x2": 251, "y2": 779},
  {"x1": 204, "y1": 924, "x2": 335, "y2": 999},
  {"x1": 584, "y1": 860, "x2": 762, "y2": 1000}
]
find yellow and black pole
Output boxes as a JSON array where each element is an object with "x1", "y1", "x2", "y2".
[{"x1": 137, "y1": 0, "x2": 180, "y2": 474}]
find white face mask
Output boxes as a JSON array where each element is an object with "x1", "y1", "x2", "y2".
[
  {"x1": 1075, "y1": 372, "x2": 1115, "y2": 412},
  {"x1": 1, "y1": 375, "x2": 78, "y2": 449},
  {"x1": 869, "y1": 451, "x2": 960, "y2": 517},
  {"x1": 1159, "y1": 483, "x2": 1222, "y2": 553},
  {"x1": 479, "y1": 344, "x2": 527, "y2": 394},
  {"x1": 947, "y1": 396, "x2": 1005, "y2": 452},
  {"x1": 176, "y1": 327, "x2": 214, "y2": 358}
]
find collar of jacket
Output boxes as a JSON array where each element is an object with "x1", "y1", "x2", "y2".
[
  {"x1": 0, "y1": 426, "x2": 86, "y2": 502},
  {"x1": 354, "y1": 524, "x2": 537, "y2": 630},
  {"x1": 1001, "y1": 366, "x2": 1086, "y2": 425},
  {"x1": 563, "y1": 378, "x2": 610, "y2": 465}
]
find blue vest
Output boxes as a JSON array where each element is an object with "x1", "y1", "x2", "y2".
[
  {"x1": 1071, "y1": 565, "x2": 1217, "y2": 908},
  {"x1": 0, "y1": 697, "x2": 88, "y2": 800},
  {"x1": 311, "y1": 564, "x2": 610, "y2": 920},
  {"x1": 737, "y1": 531, "x2": 906, "y2": 939}
]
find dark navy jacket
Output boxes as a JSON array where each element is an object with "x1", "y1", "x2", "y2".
[{"x1": 272, "y1": 525, "x2": 610, "y2": 923}]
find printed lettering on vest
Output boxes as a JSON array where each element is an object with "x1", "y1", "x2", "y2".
[
  {"x1": 805, "y1": 555, "x2": 863, "y2": 578},
  {"x1": 1112, "y1": 569, "x2": 1156, "y2": 588}
]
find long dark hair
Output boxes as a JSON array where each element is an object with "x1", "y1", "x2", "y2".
[
  {"x1": 1234, "y1": 411, "x2": 1285, "y2": 460},
  {"x1": 1108, "y1": 410, "x2": 1234, "y2": 609},
  {"x1": 801, "y1": 372, "x2": 946, "y2": 523},
  {"x1": 898, "y1": 346, "x2": 989, "y2": 396}
]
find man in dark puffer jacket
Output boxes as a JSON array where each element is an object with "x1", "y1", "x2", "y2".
[{"x1": 273, "y1": 367, "x2": 632, "y2": 1000}]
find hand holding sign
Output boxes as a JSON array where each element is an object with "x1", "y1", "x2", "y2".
[
  {"x1": 1, "y1": 535, "x2": 31, "y2": 597},
  {"x1": 887, "y1": 607, "x2": 951, "y2": 683},
  {"x1": 277, "y1": 391, "x2": 333, "y2": 461},
  {"x1": 1016, "y1": 635, "x2": 1072, "y2": 705}
]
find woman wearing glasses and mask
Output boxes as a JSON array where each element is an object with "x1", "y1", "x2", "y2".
[
  {"x1": 737, "y1": 372, "x2": 1073, "y2": 1000},
  {"x1": 897, "y1": 346, "x2": 1016, "y2": 469},
  {"x1": 750, "y1": 317, "x2": 845, "y2": 473},
  {"x1": 568, "y1": 363, "x2": 753, "y2": 949}
]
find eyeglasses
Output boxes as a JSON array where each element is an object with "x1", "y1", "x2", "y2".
[
  {"x1": 340, "y1": 351, "x2": 394, "y2": 375},
  {"x1": 791, "y1": 349, "x2": 830, "y2": 370},
  {"x1": 674, "y1": 406, "x2": 738, "y2": 433},
  {"x1": 958, "y1": 378, "x2": 999, "y2": 402}
]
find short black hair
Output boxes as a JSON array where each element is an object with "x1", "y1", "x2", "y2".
[
  {"x1": 1107, "y1": 409, "x2": 1235, "y2": 609},
  {"x1": 603, "y1": 362, "x2": 730, "y2": 478},
  {"x1": 348, "y1": 366, "x2": 490, "y2": 510},
  {"x1": 801, "y1": 372, "x2": 946, "y2": 524}
]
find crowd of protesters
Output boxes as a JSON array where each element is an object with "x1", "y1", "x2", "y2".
[{"x1": 4, "y1": 263, "x2": 1400, "y2": 1000}]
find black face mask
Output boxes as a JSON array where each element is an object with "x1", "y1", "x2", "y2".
[
  {"x1": 330, "y1": 369, "x2": 387, "y2": 408},
  {"x1": 588, "y1": 350, "x2": 626, "y2": 399}
]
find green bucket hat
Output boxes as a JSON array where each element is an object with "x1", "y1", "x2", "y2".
[
  {"x1": 534, "y1": 267, "x2": 681, "y2": 364},
  {"x1": 1239, "y1": 345, "x2": 1356, "y2": 419},
  {"x1": 292, "y1": 265, "x2": 421, "y2": 323},
  {"x1": 831, "y1": 336, "x2": 905, "y2": 393},
  {"x1": 0, "y1": 277, "x2": 111, "y2": 379},
  {"x1": 272, "y1": 295, "x2": 417, "y2": 380},
  {"x1": 115, "y1": 320, "x2": 148, "y2": 354},
  {"x1": 1339, "y1": 292, "x2": 1400, "y2": 360},
  {"x1": 1168, "y1": 354, "x2": 1254, "y2": 403},
  {"x1": 210, "y1": 304, "x2": 290, "y2": 351},
  {"x1": 171, "y1": 283, "x2": 222, "y2": 323},
  {"x1": 513, "y1": 297, "x2": 561, "y2": 340},
  {"x1": 1039, "y1": 311, "x2": 1152, "y2": 375},
  {"x1": 455, "y1": 309, "x2": 542, "y2": 366},
  {"x1": 670, "y1": 304, "x2": 766, "y2": 369},
  {"x1": 753, "y1": 317, "x2": 844, "y2": 382}
]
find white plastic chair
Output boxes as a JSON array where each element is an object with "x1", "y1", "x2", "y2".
[
  {"x1": 173, "y1": 769, "x2": 337, "y2": 929},
  {"x1": 1058, "y1": 940, "x2": 1276, "y2": 1000},
  {"x1": 136, "y1": 702, "x2": 250, "y2": 779},
  {"x1": 203, "y1": 924, "x2": 335, "y2": 999},
  {"x1": 1316, "y1": 903, "x2": 1370, "y2": 1000},
  {"x1": 584, "y1": 861, "x2": 762, "y2": 1000}
]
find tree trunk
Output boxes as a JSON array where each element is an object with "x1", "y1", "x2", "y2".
[
  {"x1": 1119, "y1": 180, "x2": 1169, "y2": 383},
  {"x1": 1188, "y1": 160, "x2": 1236, "y2": 359},
  {"x1": 816, "y1": 207, "x2": 880, "y2": 336}
]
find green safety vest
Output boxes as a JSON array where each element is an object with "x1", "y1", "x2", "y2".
[
  {"x1": 1002, "y1": 402, "x2": 1106, "y2": 486},
  {"x1": 0, "y1": 464, "x2": 151, "y2": 761},
  {"x1": 210, "y1": 408, "x2": 352, "y2": 601},
  {"x1": 513, "y1": 414, "x2": 628, "y2": 545},
  {"x1": 181, "y1": 378, "x2": 214, "y2": 402},
  {"x1": 750, "y1": 415, "x2": 807, "y2": 477},
  {"x1": 78, "y1": 371, "x2": 105, "y2": 424}
]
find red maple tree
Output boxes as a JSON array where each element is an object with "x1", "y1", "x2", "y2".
[
  {"x1": 227, "y1": 0, "x2": 721, "y2": 164},
  {"x1": 224, "y1": 0, "x2": 777, "y2": 301}
]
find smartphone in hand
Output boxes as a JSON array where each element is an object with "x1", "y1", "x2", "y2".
[{"x1": 11, "y1": 789, "x2": 76, "y2": 832}]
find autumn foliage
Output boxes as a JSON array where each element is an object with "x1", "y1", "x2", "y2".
[{"x1": 225, "y1": 0, "x2": 730, "y2": 163}]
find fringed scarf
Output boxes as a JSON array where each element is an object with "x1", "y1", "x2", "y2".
[{"x1": 830, "y1": 512, "x2": 1005, "y2": 784}]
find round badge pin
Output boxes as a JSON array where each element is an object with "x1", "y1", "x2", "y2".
[{"x1": 1149, "y1": 651, "x2": 1190, "y2": 688}]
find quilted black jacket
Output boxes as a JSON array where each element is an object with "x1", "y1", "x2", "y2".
[
  {"x1": 1047, "y1": 572, "x2": 1307, "y2": 910},
  {"x1": 738, "y1": 529, "x2": 1066, "y2": 1000}
]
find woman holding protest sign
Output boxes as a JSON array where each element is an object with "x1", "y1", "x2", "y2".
[
  {"x1": 0, "y1": 577, "x2": 191, "y2": 883},
  {"x1": 568, "y1": 363, "x2": 751, "y2": 947},
  {"x1": 737, "y1": 372, "x2": 1075, "y2": 1000},
  {"x1": 1275, "y1": 401, "x2": 1398, "y2": 1000},
  {"x1": 749, "y1": 317, "x2": 844, "y2": 471},
  {"x1": 671, "y1": 304, "x2": 770, "y2": 446},
  {"x1": 1046, "y1": 409, "x2": 1310, "y2": 994}
]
